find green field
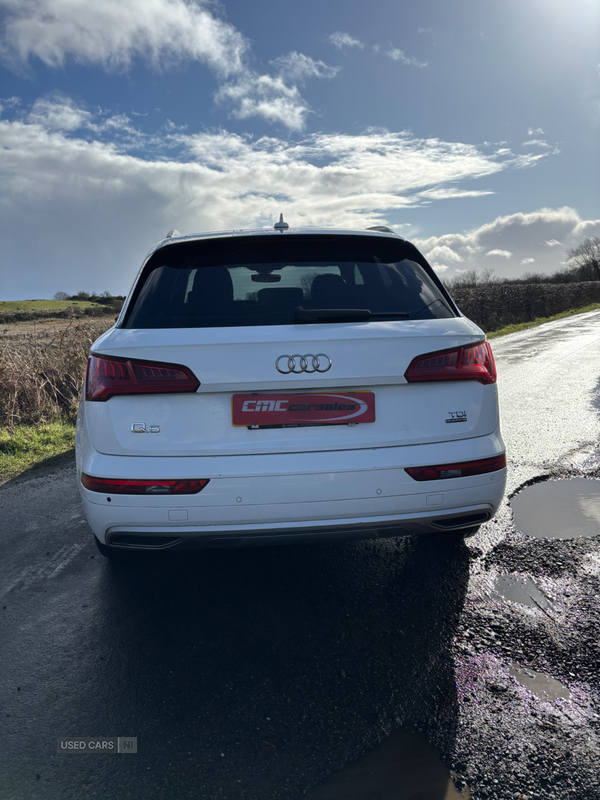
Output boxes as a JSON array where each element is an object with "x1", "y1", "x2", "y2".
[{"x1": 0, "y1": 299, "x2": 97, "y2": 311}]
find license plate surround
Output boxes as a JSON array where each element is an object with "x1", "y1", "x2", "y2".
[{"x1": 232, "y1": 391, "x2": 375, "y2": 428}]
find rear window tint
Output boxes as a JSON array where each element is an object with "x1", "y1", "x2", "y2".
[{"x1": 123, "y1": 235, "x2": 455, "y2": 328}]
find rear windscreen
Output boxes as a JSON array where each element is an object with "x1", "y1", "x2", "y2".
[{"x1": 123, "y1": 235, "x2": 456, "y2": 328}]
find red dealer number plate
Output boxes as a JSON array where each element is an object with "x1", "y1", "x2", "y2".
[{"x1": 232, "y1": 392, "x2": 375, "y2": 428}]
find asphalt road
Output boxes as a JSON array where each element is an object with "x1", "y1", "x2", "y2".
[{"x1": 2, "y1": 310, "x2": 600, "y2": 800}]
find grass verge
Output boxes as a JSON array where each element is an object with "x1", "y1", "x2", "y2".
[
  {"x1": 0, "y1": 300, "x2": 97, "y2": 311},
  {"x1": 487, "y1": 302, "x2": 600, "y2": 339},
  {"x1": 0, "y1": 421, "x2": 75, "y2": 483}
]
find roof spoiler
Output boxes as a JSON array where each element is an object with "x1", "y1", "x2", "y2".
[{"x1": 366, "y1": 225, "x2": 396, "y2": 234}]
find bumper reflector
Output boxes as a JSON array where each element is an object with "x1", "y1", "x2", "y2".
[
  {"x1": 405, "y1": 454, "x2": 506, "y2": 482},
  {"x1": 82, "y1": 474, "x2": 209, "y2": 495}
]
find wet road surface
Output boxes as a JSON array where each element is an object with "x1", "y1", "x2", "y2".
[
  {"x1": 1, "y1": 469, "x2": 470, "y2": 799},
  {"x1": 2, "y1": 309, "x2": 600, "y2": 800}
]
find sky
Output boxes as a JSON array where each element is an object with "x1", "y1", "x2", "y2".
[{"x1": 0, "y1": 0, "x2": 599, "y2": 299}]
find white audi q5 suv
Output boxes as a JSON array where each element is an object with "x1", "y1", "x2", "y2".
[{"x1": 76, "y1": 219, "x2": 506, "y2": 556}]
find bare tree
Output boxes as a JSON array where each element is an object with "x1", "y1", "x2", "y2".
[
  {"x1": 567, "y1": 236, "x2": 600, "y2": 281},
  {"x1": 519, "y1": 271, "x2": 549, "y2": 284},
  {"x1": 445, "y1": 269, "x2": 480, "y2": 290},
  {"x1": 480, "y1": 267, "x2": 498, "y2": 284},
  {"x1": 53, "y1": 291, "x2": 69, "y2": 301}
]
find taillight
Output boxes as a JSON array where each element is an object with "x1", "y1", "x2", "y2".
[
  {"x1": 405, "y1": 454, "x2": 506, "y2": 481},
  {"x1": 86, "y1": 354, "x2": 200, "y2": 401},
  {"x1": 82, "y1": 474, "x2": 209, "y2": 494},
  {"x1": 405, "y1": 341, "x2": 496, "y2": 384}
]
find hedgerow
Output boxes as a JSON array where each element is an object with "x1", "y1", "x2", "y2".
[{"x1": 449, "y1": 282, "x2": 600, "y2": 331}]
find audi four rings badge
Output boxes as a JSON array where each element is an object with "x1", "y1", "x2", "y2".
[{"x1": 276, "y1": 354, "x2": 332, "y2": 374}]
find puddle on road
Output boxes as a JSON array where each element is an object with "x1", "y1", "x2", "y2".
[
  {"x1": 510, "y1": 478, "x2": 600, "y2": 539},
  {"x1": 494, "y1": 574, "x2": 551, "y2": 610},
  {"x1": 509, "y1": 665, "x2": 571, "y2": 701},
  {"x1": 305, "y1": 729, "x2": 469, "y2": 799}
]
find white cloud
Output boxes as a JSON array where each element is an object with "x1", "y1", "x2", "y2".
[
  {"x1": 426, "y1": 245, "x2": 463, "y2": 263},
  {"x1": 416, "y1": 208, "x2": 600, "y2": 280},
  {"x1": 216, "y1": 75, "x2": 311, "y2": 131},
  {"x1": 218, "y1": 51, "x2": 339, "y2": 130},
  {"x1": 21, "y1": 94, "x2": 149, "y2": 148},
  {"x1": 0, "y1": 95, "x2": 21, "y2": 115},
  {"x1": 270, "y1": 52, "x2": 339, "y2": 83},
  {"x1": 385, "y1": 48, "x2": 427, "y2": 68},
  {"x1": 486, "y1": 249, "x2": 512, "y2": 258},
  {"x1": 0, "y1": 0, "x2": 247, "y2": 76},
  {"x1": 0, "y1": 0, "x2": 337, "y2": 130},
  {"x1": 0, "y1": 98, "x2": 569, "y2": 296},
  {"x1": 528, "y1": 127, "x2": 545, "y2": 135},
  {"x1": 415, "y1": 187, "x2": 493, "y2": 201},
  {"x1": 327, "y1": 32, "x2": 364, "y2": 50},
  {"x1": 522, "y1": 139, "x2": 550, "y2": 147},
  {"x1": 218, "y1": 53, "x2": 339, "y2": 130},
  {"x1": 27, "y1": 95, "x2": 93, "y2": 130}
]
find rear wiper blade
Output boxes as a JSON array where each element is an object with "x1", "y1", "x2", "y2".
[{"x1": 294, "y1": 306, "x2": 411, "y2": 323}]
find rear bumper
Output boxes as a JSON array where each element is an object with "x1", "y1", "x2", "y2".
[
  {"x1": 103, "y1": 506, "x2": 494, "y2": 549},
  {"x1": 77, "y1": 428, "x2": 506, "y2": 548}
]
